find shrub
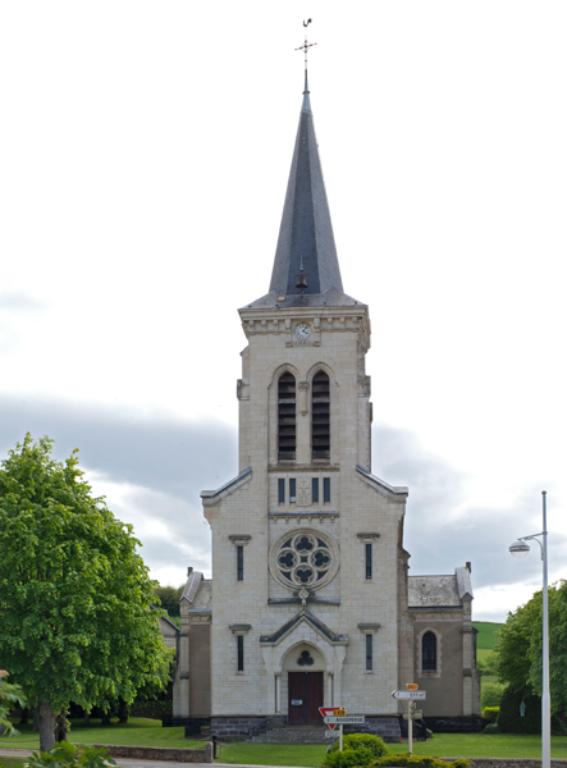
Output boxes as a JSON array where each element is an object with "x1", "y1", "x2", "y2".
[
  {"x1": 481, "y1": 706, "x2": 500, "y2": 723},
  {"x1": 323, "y1": 747, "x2": 374, "y2": 768},
  {"x1": 481, "y1": 680, "x2": 505, "y2": 708},
  {"x1": 372, "y1": 756, "x2": 470, "y2": 768},
  {"x1": 24, "y1": 742, "x2": 116, "y2": 768},
  {"x1": 329, "y1": 734, "x2": 388, "y2": 758}
]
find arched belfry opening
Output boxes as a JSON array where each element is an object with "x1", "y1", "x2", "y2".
[
  {"x1": 311, "y1": 370, "x2": 330, "y2": 461},
  {"x1": 278, "y1": 372, "x2": 296, "y2": 462}
]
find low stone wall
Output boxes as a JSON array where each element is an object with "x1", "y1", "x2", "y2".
[
  {"x1": 184, "y1": 716, "x2": 211, "y2": 736},
  {"x1": 344, "y1": 716, "x2": 402, "y2": 743},
  {"x1": 471, "y1": 761, "x2": 567, "y2": 768},
  {"x1": 95, "y1": 743, "x2": 213, "y2": 763},
  {"x1": 424, "y1": 716, "x2": 485, "y2": 733},
  {"x1": 211, "y1": 716, "x2": 268, "y2": 740}
]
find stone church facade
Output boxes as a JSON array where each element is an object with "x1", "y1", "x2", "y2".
[{"x1": 169, "y1": 76, "x2": 480, "y2": 740}]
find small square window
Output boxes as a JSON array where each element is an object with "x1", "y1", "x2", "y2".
[
  {"x1": 311, "y1": 478, "x2": 319, "y2": 504},
  {"x1": 278, "y1": 478, "x2": 285, "y2": 504},
  {"x1": 323, "y1": 477, "x2": 331, "y2": 503},
  {"x1": 289, "y1": 478, "x2": 296, "y2": 502}
]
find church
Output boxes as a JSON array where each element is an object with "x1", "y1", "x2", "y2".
[{"x1": 167, "y1": 68, "x2": 481, "y2": 740}]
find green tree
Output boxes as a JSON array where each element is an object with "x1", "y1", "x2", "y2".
[
  {"x1": 153, "y1": 584, "x2": 183, "y2": 618},
  {"x1": 497, "y1": 580, "x2": 567, "y2": 716},
  {"x1": 0, "y1": 670, "x2": 26, "y2": 736},
  {"x1": 0, "y1": 435, "x2": 170, "y2": 751}
]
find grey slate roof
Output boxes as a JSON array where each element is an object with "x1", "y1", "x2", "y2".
[
  {"x1": 180, "y1": 570, "x2": 212, "y2": 613},
  {"x1": 248, "y1": 85, "x2": 359, "y2": 310},
  {"x1": 259, "y1": 609, "x2": 348, "y2": 645},
  {"x1": 408, "y1": 567, "x2": 473, "y2": 609}
]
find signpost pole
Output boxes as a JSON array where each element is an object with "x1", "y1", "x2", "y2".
[
  {"x1": 339, "y1": 724, "x2": 344, "y2": 752},
  {"x1": 407, "y1": 701, "x2": 413, "y2": 755}
]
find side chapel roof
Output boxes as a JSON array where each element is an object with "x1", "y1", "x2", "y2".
[{"x1": 408, "y1": 566, "x2": 473, "y2": 609}]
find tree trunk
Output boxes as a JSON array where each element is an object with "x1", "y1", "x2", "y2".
[
  {"x1": 54, "y1": 711, "x2": 68, "y2": 742},
  {"x1": 117, "y1": 699, "x2": 128, "y2": 724},
  {"x1": 38, "y1": 702, "x2": 56, "y2": 752}
]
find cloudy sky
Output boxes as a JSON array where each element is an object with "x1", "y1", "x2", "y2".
[{"x1": 1, "y1": 1, "x2": 566, "y2": 622}]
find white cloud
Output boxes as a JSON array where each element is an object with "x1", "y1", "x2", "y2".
[
  {"x1": 1, "y1": 1, "x2": 566, "y2": 619},
  {"x1": 85, "y1": 468, "x2": 212, "y2": 582}
]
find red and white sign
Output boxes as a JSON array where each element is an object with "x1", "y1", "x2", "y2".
[{"x1": 319, "y1": 707, "x2": 343, "y2": 731}]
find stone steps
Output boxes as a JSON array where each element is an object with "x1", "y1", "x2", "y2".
[{"x1": 250, "y1": 725, "x2": 332, "y2": 744}]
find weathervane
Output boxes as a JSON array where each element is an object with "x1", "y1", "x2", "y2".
[{"x1": 295, "y1": 18, "x2": 317, "y2": 93}]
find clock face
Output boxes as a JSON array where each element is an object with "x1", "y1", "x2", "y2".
[{"x1": 294, "y1": 323, "x2": 312, "y2": 342}]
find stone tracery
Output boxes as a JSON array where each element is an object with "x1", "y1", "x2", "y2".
[{"x1": 272, "y1": 530, "x2": 336, "y2": 590}]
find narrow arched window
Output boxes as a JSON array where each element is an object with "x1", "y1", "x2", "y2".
[
  {"x1": 311, "y1": 371, "x2": 330, "y2": 461},
  {"x1": 422, "y1": 631, "x2": 437, "y2": 672},
  {"x1": 278, "y1": 372, "x2": 296, "y2": 461}
]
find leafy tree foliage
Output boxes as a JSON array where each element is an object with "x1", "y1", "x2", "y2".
[
  {"x1": 497, "y1": 688, "x2": 541, "y2": 733},
  {"x1": 497, "y1": 580, "x2": 567, "y2": 715},
  {"x1": 0, "y1": 671, "x2": 26, "y2": 736},
  {"x1": 153, "y1": 584, "x2": 183, "y2": 618},
  {"x1": 0, "y1": 435, "x2": 170, "y2": 751}
]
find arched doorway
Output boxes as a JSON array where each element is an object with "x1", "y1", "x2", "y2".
[{"x1": 283, "y1": 644, "x2": 325, "y2": 725}]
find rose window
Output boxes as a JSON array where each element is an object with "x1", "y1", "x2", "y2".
[{"x1": 274, "y1": 532, "x2": 335, "y2": 588}]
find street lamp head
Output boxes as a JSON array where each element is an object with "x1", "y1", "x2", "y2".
[{"x1": 509, "y1": 540, "x2": 530, "y2": 558}]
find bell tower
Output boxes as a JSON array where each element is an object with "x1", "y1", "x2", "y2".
[
  {"x1": 198, "y1": 64, "x2": 407, "y2": 736},
  {"x1": 237, "y1": 71, "x2": 373, "y2": 478},
  {"x1": 174, "y1": 34, "x2": 480, "y2": 739}
]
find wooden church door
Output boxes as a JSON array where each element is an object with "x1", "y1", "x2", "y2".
[{"x1": 288, "y1": 671, "x2": 324, "y2": 724}]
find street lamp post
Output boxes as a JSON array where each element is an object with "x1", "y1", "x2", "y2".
[{"x1": 509, "y1": 490, "x2": 550, "y2": 768}]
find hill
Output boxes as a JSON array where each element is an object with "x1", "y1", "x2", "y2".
[{"x1": 474, "y1": 620, "x2": 503, "y2": 651}]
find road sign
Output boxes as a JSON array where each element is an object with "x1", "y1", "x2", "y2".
[
  {"x1": 319, "y1": 706, "x2": 344, "y2": 731},
  {"x1": 406, "y1": 683, "x2": 419, "y2": 691},
  {"x1": 392, "y1": 690, "x2": 426, "y2": 701},
  {"x1": 319, "y1": 707, "x2": 345, "y2": 717},
  {"x1": 324, "y1": 715, "x2": 366, "y2": 725},
  {"x1": 325, "y1": 730, "x2": 340, "y2": 738},
  {"x1": 403, "y1": 710, "x2": 423, "y2": 720}
]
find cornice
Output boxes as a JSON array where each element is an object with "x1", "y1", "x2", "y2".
[{"x1": 238, "y1": 306, "x2": 370, "y2": 351}]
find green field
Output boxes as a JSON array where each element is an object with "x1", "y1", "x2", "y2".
[
  {"x1": 474, "y1": 620, "x2": 503, "y2": 705},
  {"x1": 474, "y1": 621, "x2": 503, "y2": 651},
  {"x1": 219, "y1": 733, "x2": 567, "y2": 765},
  {"x1": 3, "y1": 721, "x2": 567, "y2": 767},
  {"x1": 0, "y1": 717, "x2": 201, "y2": 750}
]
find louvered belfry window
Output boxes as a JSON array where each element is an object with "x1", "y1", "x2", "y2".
[
  {"x1": 278, "y1": 372, "x2": 296, "y2": 461},
  {"x1": 312, "y1": 371, "x2": 330, "y2": 460}
]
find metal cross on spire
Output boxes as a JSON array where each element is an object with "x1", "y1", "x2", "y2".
[{"x1": 295, "y1": 18, "x2": 317, "y2": 94}]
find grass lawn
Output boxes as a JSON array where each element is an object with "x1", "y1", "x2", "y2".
[
  {"x1": 219, "y1": 733, "x2": 567, "y2": 766},
  {"x1": 0, "y1": 760, "x2": 26, "y2": 768},
  {"x1": 0, "y1": 717, "x2": 201, "y2": 751}
]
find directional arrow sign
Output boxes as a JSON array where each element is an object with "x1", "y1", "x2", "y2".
[
  {"x1": 392, "y1": 690, "x2": 426, "y2": 701},
  {"x1": 324, "y1": 715, "x2": 366, "y2": 725}
]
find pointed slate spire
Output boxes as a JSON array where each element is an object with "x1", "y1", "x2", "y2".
[{"x1": 268, "y1": 80, "x2": 344, "y2": 302}]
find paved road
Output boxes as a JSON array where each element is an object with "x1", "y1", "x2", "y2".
[{"x1": 0, "y1": 749, "x2": 304, "y2": 768}]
